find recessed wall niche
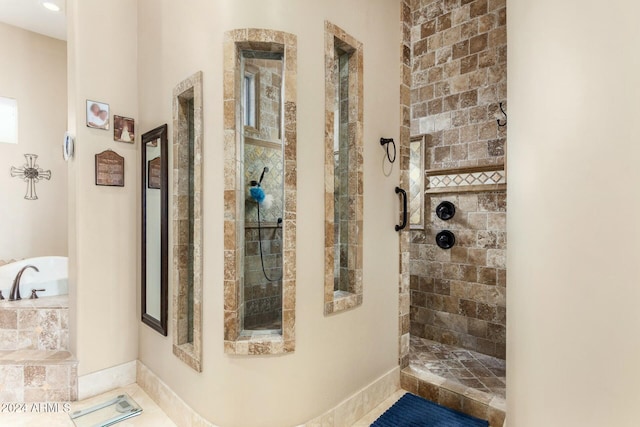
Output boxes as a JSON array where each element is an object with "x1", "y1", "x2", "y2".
[
  {"x1": 324, "y1": 21, "x2": 364, "y2": 315},
  {"x1": 172, "y1": 71, "x2": 203, "y2": 371},
  {"x1": 223, "y1": 29, "x2": 297, "y2": 355}
]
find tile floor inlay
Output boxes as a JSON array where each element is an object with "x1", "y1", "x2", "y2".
[{"x1": 409, "y1": 335, "x2": 506, "y2": 399}]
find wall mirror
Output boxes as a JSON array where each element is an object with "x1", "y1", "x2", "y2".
[{"x1": 141, "y1": 124, "x2": 168, "y2": 336}]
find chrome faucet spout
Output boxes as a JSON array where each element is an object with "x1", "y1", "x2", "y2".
[{"x1": 9, "y1": 265, "x2": 39, "y2": 301}]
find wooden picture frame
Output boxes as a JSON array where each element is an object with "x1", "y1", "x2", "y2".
[{"x1": 95, "y1": 150, "x2": 125, "y2": 187}]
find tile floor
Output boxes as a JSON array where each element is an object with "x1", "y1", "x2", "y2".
[
  {"x1": 409, "y1": 336, "x2": 506, "y2": 399},
  {"x1": 0, "y1": 378, "x2": 481, "y2": 426},
  {"x1": 0, "y1": 383, "x2": 176, "y2": 427}
]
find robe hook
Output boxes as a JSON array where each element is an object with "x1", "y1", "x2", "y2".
[{"x1": 497, "y1": 102, "x2": 507, "y2": 127}]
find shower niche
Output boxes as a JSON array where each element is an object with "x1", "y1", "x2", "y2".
[
  {"x1": 323, "y1": 22, "x2": 364, "y2": 315},
  {"x1": 223, "y1": 29, "x2": 297, "y2": 355}
]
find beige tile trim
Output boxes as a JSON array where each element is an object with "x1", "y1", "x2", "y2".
[
  {"x1": 78, "y1": 360, "x2": 136, "y2": 400},
  {"x1": 323, "y1": 21, "x2": 364, "y2": 315},
  {"x1": 136, "y1": 361, "x2": 219, "y2": 427},
  {"x1": 223, "y1": 29, "x2": 297, "y2": 355},
  {"x1": 137, "y1": 361, "x2": 398, "y2": 427},
  {"x1": 172, "y1": 71, "x2": 204, "y2": 371},
  {"x1": 303, "y1": 366, "x2": 400, "y2": 426}
]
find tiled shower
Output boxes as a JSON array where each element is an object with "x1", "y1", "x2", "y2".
[
  {"x1": 402, "y1": 0, "x2": 507, "y2": 424},
  {"x1": 242, "y1": 57, "x2": 284, "y2": 331}
]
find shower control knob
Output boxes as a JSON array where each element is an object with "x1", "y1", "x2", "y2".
[
  {"x1": 436, "y1": 230, "x2": 456, "y2": 249},
  {"x1": 436, "y1": 201, "x2": 456, "y2": 220}
]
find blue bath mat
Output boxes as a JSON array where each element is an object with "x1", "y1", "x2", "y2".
[{"x1": 371, "y1": 393, "x2": 489, "y2": 427}]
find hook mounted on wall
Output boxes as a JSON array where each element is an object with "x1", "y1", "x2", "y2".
[
  {"x1": 380, "y1": 137, "x2": 396, "y2": 164},
  {"x1": 497, "y1": 102, "x2": 507, "y2": 127}
]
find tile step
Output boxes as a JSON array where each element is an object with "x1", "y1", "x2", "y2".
[
  {"x1": 0, "y1": 350, "x2": 77, "y2": 365},
  {"x1": 401, "y1": 367, "x2": 506, "y2": 427}
]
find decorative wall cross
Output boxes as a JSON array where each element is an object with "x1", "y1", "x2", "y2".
[{"x1": 10, "y1": 154, "x2": 51, "y2": 200}]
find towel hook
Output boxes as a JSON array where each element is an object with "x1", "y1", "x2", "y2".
[
  {"x1": 380, "y1": 138, "x2": 396, "y2": 164},
  {"x1": 497, "y1": 102, "x2": 507, "y2": 127}
]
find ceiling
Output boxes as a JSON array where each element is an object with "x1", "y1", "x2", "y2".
[{"x1": 0, "y1": 0, "x2": 66, "y2": 41}]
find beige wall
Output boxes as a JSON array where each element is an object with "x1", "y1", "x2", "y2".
[
  {"x1": 66, "y1": 0, "x2": 139, "y2": 376},
  {"x1": 507, "y1": 0, "x2": 640, "y2": 425},
  {"x1": 136, "y1": 1, "x2": 400, "y2": 426},
  {"x1": 0, "y1": 23, "x2": 67, "y2": 261}
]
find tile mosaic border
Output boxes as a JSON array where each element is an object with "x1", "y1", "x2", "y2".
[
  {"x1": 172, "y1": 71, "x2": 204, "y2": 371},
  {"x1": 426, "y1": 165, "x2": 506, "y2": 194},
  {"x1": 223, "y1": 29, "x2": 297, "y2": 355},
  {"x1": 323, "y1": 21, "x2": 364, "y2": 315}
]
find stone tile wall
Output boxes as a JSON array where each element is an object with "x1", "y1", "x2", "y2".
[
  {"x1": 244, "y1": 58, "x2": 282, "y2": 143},
  {"x1": 0, "y1": 296, "x2": 77, "y2": 402},
  {"x1": 409, "y1": 0, "x2": 507, "y2": 358},
  {"x1": 243, "y1": 226, "x2": 282, "y2": 330},
  {"x1": 410, "y1": 0, "x2": 506, "y2": 170},
  {"x1": 410, "y1": 192, "x2": 506, "y2": 358}
]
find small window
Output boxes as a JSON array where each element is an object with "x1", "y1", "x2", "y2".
[
  {"x1": 0, "y1": 97, "x2": 18, "y2": 144},
  {"x1": 244, "y1": 72, "x2": 256, "y2": 128}
]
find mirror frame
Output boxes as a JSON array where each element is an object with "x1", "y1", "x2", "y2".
[{"x1": 141, "y1": 124, "x2": 169, "y2": 336}]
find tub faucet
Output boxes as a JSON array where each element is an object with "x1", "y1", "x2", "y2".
[{"x1": 9, "y1": 265, "x2": 39, "y2": 301}]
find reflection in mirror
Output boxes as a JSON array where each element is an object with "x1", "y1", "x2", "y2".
[
  {"x1": 242, "y1": 51, "x2": 284, "y2": 332},
  {"x1": 141, "y1": 124, "x2": 168, "y2": 336}
]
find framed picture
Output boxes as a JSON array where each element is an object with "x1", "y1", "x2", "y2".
[
  {"x1": 114, "y1": 115, "x2": 135, "y2": 143},
  {"x1": 95, "y1": 150, "x2": 125, "y2": 187},
  {"x1": 86, "y1": 100, "x2": 110, "y2": 130}
]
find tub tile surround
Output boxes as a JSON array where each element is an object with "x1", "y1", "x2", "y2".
[
  {"x1": 323, "y1": 21, "x2": 364, "y2": 316},
  {"x1": 223, "y1": 29, "x2": 297, "y2": 355},
  {"x1": 0, "y1": 351, "x2": 77, "y2": 403},
  {"x1": 0, "y1": 296, "x2": 69, "y2": 351},
  {"x1": 0, "y1": 295, "x2": 77, "y2": 403}
]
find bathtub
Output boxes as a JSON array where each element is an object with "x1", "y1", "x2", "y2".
[{"x1": 0, "y1": 256, "x2": 68, "y2": 299}]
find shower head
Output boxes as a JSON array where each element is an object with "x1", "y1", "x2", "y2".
[{"x1": 258, "y1": 167, "x2": 269, "y2": 185}]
